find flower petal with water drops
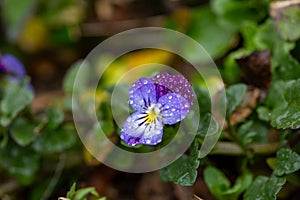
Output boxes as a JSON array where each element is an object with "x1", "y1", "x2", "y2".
[
  {"x1": 128, "y1": 81, "x2": 157, "y2": 112},
  {"x1": 158, "y1": 93, "x2": 190, "y2": 125},
  {"x1": 120, "y1": 112, "x2": 164, "y2": 146},
  {"x1": 152, "y1": 72, "x2": 194, "y2": 106}
]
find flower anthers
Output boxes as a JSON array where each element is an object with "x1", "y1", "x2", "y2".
[{"x1": 120, "y1": 72, "x2": 194, "y2": 146}]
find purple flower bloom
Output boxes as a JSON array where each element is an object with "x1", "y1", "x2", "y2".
[
  {"x1": 120, "y1": 73, "x2": 194, "y2": 146},
  {"x1": 0, "y1": 54, "x2": 26, "y2": 79},
  {"x1": 0, "y1": 53, "x2": 34, "y2": 92}
]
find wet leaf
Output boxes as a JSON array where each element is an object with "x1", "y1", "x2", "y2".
[
  {"x1": 159, "y1": 141, "x2": 200, "y2": 186},
  {"x1": 244, "y1": 175, "x2": 286, "y2": 200},
  {"x1": 274, "y1": 148, "x2": 300, "y2": 176},
  {"x1": 270, "y1": 79, "x2": 300, "y2": 129}
]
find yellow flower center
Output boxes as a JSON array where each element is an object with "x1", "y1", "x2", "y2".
[{"x1": 145, "y1": 105, "x2": 160, "y2": 124}]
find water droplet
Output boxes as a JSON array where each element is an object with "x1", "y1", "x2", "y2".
[
  {"x1": 143, "y1": 80, "x2": 148, "y2": 84},
  {"x1": 168, "y1": 96, "x2": 173, "y2": 99},
  {"x1": 171, "y1": 108, "x2": 176, "y2": 112}
]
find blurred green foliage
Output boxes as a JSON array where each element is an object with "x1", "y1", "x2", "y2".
[{"x1": 1, "y1": 0, "x2": 300, "y2": 199}]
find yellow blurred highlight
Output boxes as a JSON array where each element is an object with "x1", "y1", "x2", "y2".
[
  {"x1": 99, "y1": 49, "x2": 173, "y2": 87},
  {"x1": 17, "y1": 17, "x2": 48, "y2": 52}
]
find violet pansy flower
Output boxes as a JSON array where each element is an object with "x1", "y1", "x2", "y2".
[
  {"x1": 120, "y1": 73, "x2": 194, "y2": 146},
  {"x1": 0, "y1": 53, "x2": 33, "y2": 91}
]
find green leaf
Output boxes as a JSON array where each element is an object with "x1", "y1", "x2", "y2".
[
  {"x1": 237, "y1": 120, "x2": 268, "y2": 148},
  {"x1": 244, "y1": 175, "x2": 286, "y2": 200},
  {"x1": 257, "y1": 106, "x2": 271, "y2": 122},
  {"x1": 46, "y1": 108, "x2": 64, "y2": 130},
  {"x1": 203, "y1": 166, "x2": 230, "y2": 199},
  {"x1": 223, "y1": 49, "x2": 245, "y2": 84},
  {"x1": 159, "y1": 141, "x2": 200, "y2": 186},
  {"x1": 197, "y1": 113, "x2": 219, "y2": 139},
  {"x1": 10, "y1": 118, "x2": 36, "y2": 146},
  {"x1": 96, "y1": 102, "x2": 114, "y2": 136},
  {"x1": 65, "y1": 183, "x2": 100, "y2": 200},
  {"x1": 271, "y1": 106, "x2": 300, "y2": 129},
  {"x1": 73, "y1": 187, "x2": 99, "y2": 200},
  {"x1": 211, "y1": 0, "x2": 269, "y2": 31},
  {"x1": 0, "y1": 142, "x2": 39, "y2": 185},
  {"x1": 253, "y1": 20, "x2": 300, "y2": 80},
  {"x1": 270, "y1": 79, "x2": 300, "y2": 129},
  {"x1": 284, "y1": 79, "x2": 300, "y2": 106},
  {"x1": 66, "y1": 183, "x2": 77, "y2": 199},
  {"x1": 264, "y1": 81, "x2": 287, "y2": 109},
  {"x1": 185, "y1": 6, "x2": 236, "y2": 61},
  {"x1": 33, "y1": 125, "x2": 76, "y2": 154},
  {"x1": 0, "y1": 82, "x2": 33, "y2": 126},
  {"x1": 274, "y1": 148, "x2": 300, "y2": 176},
  {"x1": 223, "y1": 172, "x2": 253, "y2": 199},
  {"x1": 224, "y1": 83, "x2": 247, "y2": 117},
  {"x1": 193, "y1": 85, "x2": 211, "y2": 115},
  {"x1": 241, "y1": 20, "x2": 300, "y2": 80},
  {"x1": 271, "y1": 2, "x2": 300, "y2": 41}
]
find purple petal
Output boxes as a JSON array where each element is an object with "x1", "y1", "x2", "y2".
[
  {"x1": 129, "y1": 77, "x2": 152, "y2": 95},
  {"x1": 120, "y1": 112, "x2": 164, "y2": 146},
  {"x1": 128, "y1": 81, "x2": 157, "y2": 112},
  {"x1": 158, "y1": 93, "x2": 190, "y2": 125},
  {"x1": 2, "y1": 54, "x2": 26, "y2": 78},
  {"x1": 155, "y1": 84, "x2": 172, "y2": 99},
  {"x1": 0, "y1": 61, "x2": 7, "y2": 73},
  {"x1": 152, "y1": 72, "x2": 194, "y2": 106}
]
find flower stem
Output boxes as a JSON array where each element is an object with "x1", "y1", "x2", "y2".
[{"x1": 211, "y1": 142, "x2": 280, "y2": 156}]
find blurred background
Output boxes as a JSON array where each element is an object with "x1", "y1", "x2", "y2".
[{"x1": 1, "y1": 0, "x2": 300, "y2": 200}]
